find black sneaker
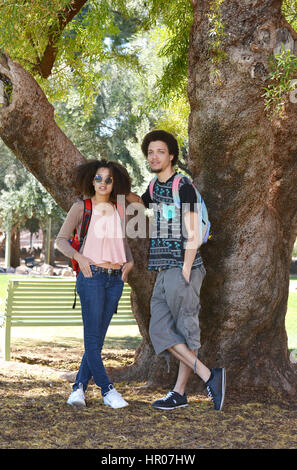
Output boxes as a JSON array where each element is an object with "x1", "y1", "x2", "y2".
[
  {"x1": 205, "y1": 368, "x2": 226, "y2": 410},
  {"x1": 152, "y1": 391, "x2": 188, "y2": 410}
]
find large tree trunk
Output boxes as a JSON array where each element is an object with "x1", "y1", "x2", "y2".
[
  {"x1": 188, "y1": 0, "x2": 297, "y2": 394},
  {"x1": 0, "y1": 53, "x2": 175, "y2": 386}
]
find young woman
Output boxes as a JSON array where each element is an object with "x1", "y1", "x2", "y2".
[{"x1": 56, "y1": 159, "x2": 133, "y2": 409}]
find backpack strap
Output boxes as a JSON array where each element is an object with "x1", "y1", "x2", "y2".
[
  {"x1": 174, "y1": 173, "x2": 203, "y2": 203},
  {"x1": 149, "y1": 176, "x2": 157, "y2": 200},
  {"x1": 72, "y1": 198, "x2": 92, "y2": 309},
  {"x1": 78, "y1": 198, "x2": 92, "y2": 251},
  {"x1": 172, "y1": 174, "x2": 185, "y2": 209},
  {"x1": 177, "y1": 176, "x2": 211, "y2": 244}
]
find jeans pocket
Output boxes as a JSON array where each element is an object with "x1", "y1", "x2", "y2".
[
  {"x1": 76, "y1": 271, "x2": 82, "y2": 294},
  {"x1": 115, "y1": 272, "x2": 124, "y2": 285}
]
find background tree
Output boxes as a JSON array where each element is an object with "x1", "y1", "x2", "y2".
[{"x1": 0, "y1": 168, "x2": 65, "y2": 266}]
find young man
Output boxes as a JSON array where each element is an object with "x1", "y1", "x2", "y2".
[{"x1": 126, "y1": 130, "x2": 226, "y2": 411}]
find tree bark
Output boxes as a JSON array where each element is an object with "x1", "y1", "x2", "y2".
[
  {"x1": 10, "y1": 224, "x2": 20, "y2": 268},
  {"x1": 0, "y1": 53, "x2": 175, "y2": 386},
  {"x1": 34, "y1": 0, "x2": 89, "y2": 79},
  {"x1": 188, "y1": 0, "x2": 297, "y2": 394}
]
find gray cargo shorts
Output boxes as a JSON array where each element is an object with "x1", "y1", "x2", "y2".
[{"x1": 149, "y1": 266, "x2": 206, "y2": 361}]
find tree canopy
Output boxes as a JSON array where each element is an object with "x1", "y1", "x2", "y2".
[
  {"x1": 0, "y1": 0, "x2": 196, "y2": 198},
  {"x1": 1, "y1": 0, "x2": 297, "y2": 231},
  {"x1": 0, "y1": 0, "x2": 296, "y2": 107}
]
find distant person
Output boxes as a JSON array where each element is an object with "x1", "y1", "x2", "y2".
[
  {"x1": 56, "y1": 159, "x2": 133, "y2": 409},
  {"x1": 126, "y1": 130, "x2": 226, "y2": 410}
]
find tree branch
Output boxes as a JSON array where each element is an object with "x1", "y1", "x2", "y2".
[{"x1": 34, "y1": 0, "x2": 88, "y2": 78}]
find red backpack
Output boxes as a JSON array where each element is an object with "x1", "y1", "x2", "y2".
[{"x1": 69, "y1": 198, "x2": 92, "y2": 275}]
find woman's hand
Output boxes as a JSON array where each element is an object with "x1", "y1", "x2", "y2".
[
  {"x1": 73, "y1": 252, "x2": 93, "y2": 277},
  {"x1": 121, "y1": 261, "x2": 134, "y2": 282}
]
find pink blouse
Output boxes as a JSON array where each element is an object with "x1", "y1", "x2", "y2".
[{"x1": 82, "y1": 203, "x2": 126, "y2": 265}]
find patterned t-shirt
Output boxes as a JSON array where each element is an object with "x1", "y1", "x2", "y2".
[{"x1": 141, "y1": 173, "x2": 204, "y2": 271}]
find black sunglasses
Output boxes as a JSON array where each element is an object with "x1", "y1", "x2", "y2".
[{"x1": 94, "y1": 175, "x2": 113, "y2": 185}]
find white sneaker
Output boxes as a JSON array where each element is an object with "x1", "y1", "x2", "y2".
[
  {"x1": 103, "y1": 386, "x2": 128, "y2": 409},
  {"x1": 67, "y1": 383, "x2": 86, "y2": 407}
]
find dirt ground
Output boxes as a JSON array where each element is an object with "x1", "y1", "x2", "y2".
[{"x1": 1, "y1": 336, "x2": 297, "y2": 453}]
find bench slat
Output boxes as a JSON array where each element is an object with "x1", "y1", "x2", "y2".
[
  {"x1": 11, "y1": 292, "x2": 131, "y2": 296},
  {"x1": 9, "y1": 318, "x2": 135, "y2": 325},
  {"x1": 6, "y1": 310, "x2": 134, "y2": 317},
  {"x1": 9, "y1": 315, "x2": 135, "y2": 322},
  {"x1": 10, "y1": 289, "x2": 131, "y2": 295},
  {"x1": 10, "y1": 303, "x2": 131, "y2": 309},
  {"x1": 8, "y1": 321, "x2": 135, "y2": 327}
]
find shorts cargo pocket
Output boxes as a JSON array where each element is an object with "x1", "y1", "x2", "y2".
[
  {"x1": 176, "y1": 275, "x2": 201, "y2": 351},
  {"x1": 177, "y1": 309, "x2": 201, "y2": 352}
]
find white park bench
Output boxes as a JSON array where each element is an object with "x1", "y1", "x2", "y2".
[{"x1": 0, "y1": 277, "x2": 136, "y2": 361}]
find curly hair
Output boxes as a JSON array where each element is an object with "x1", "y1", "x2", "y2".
[
  {"x1": 141, "y1": 130, "x2": 179, "y2": 166},
  {"x1": 74, "y1": 159, "x2": 131, "y2": 201}
]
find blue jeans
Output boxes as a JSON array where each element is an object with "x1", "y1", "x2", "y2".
[{"x1": 73, "y1": 266, "x2": 124, "y2": 396}]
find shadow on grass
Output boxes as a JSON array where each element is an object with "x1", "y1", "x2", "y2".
[
  {"x1": 13, "y1": 335, "x2": 142, "y2": 351},
  {"x1": 10, "y1": 334, "x2": 142, "y2": 372},
  {"x1": 104, "y1": 336, "x2": 142, "y2": 350}
]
